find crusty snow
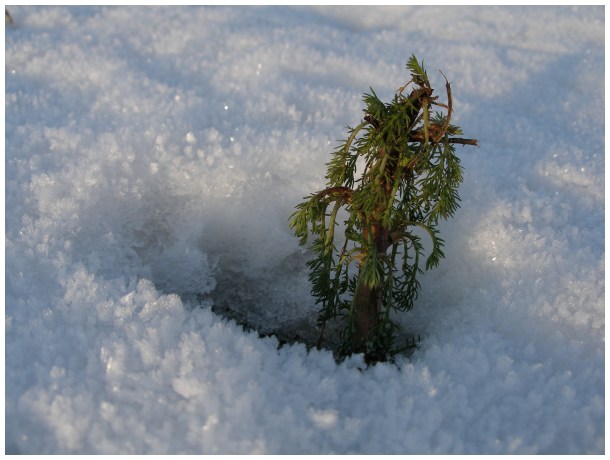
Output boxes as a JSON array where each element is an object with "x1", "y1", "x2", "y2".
[{"x1": 5, "y1": 5, "x2": 604, "y2": 454}]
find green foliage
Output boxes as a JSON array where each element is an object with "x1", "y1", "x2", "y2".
[{"x1": 290, "y1": 55, "x2": 477, "y2": 363}]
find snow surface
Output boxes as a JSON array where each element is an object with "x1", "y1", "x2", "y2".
[{"x1": 5, "y1": 5, "x2": 604, "y2": 454}]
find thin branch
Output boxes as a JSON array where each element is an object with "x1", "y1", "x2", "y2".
[
  {"x1": 408, "y1": 131, "x2": 479, "y2": 147},
  {"x1": 434, "y1": 71, "x2": 452, "y2": 143},
  {"x1": 316, "y1": 321, "x2": 326, "y2": 349},
  {"x1": 312, "y1": 186, "x2": 353, "y2": 201},
  {"x1": 447, "y1": 138, "x2": 479, "y2": 146}
]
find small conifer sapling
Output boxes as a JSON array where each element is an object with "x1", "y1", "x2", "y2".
[{"x1": 290, "y1": 56, "x2": 478, "y2": 363}]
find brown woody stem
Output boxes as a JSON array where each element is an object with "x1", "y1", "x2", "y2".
[{"x1": 448, "y1": 138, "x2": 479, "y2": 146}]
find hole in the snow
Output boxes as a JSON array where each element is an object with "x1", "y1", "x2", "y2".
[
  {"x1": 181, "y1": 249, "x2": 347, "y2": 354},
  {"x1": 180, "y1": 257, "x2": 421, "y2": 362}
]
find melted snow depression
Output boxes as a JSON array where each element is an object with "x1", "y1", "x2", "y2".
[{"x1": 5, "y1": 5, "x2": 604, "y2": 454}]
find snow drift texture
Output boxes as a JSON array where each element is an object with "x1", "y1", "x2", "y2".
[{"x1": 5, "y1": 6, "x2": 604, "y2": 454}]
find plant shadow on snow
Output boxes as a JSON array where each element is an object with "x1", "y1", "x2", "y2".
[
  {"x1": 197, "y1": 251, "x2": 344, "y2": 352},
  {"x1": 185, "y1": 211, "x2": 353, "y2": 358}
]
